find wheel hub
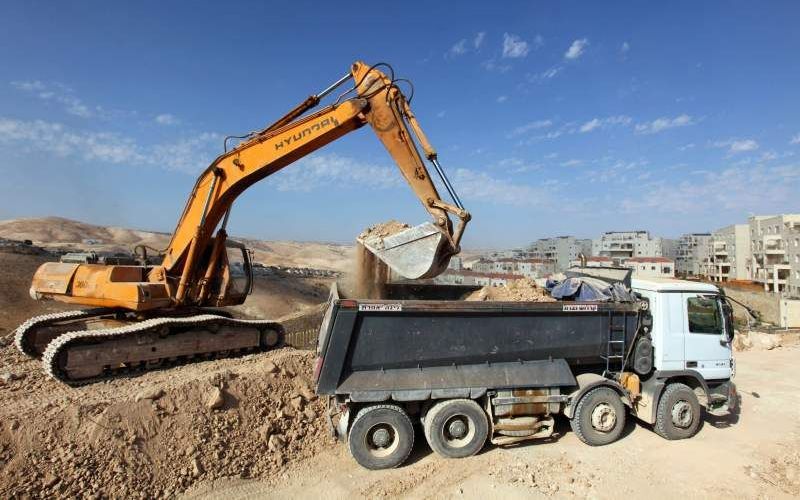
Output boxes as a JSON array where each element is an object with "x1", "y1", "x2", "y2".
[
  {"x1": 448, "y1": 418, "x2": 467, "y2": 439},
  {"x1": 371, "y1": 428, "x2": 391, "y2": 448},
  {"x1": 671, "y1": 400, "x2": 693, "y2": 428},
  {"x1": 590, "y1": 403, "x2": 617, "y2": 432}
]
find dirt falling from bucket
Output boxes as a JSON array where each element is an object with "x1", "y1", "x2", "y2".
[
  {"x1": 353, "y1": 221, "x2": 409, "y2": 299},
  {"x1": 353, "y1": 243, "x2": 389, "y2": 299}
]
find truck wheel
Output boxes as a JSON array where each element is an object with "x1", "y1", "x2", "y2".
[
  {"x1": 423, "y1": 399, "x2": 488, "y2": 459},
  {"x1": 569, "y1": 387, "x2": 626, "y2": 446},
  {"x1": 348, "y1": 404, "x2": 414, "y2": 470},
  {"x1": 654, "y1": 383, "x2": 702, "y2": 440}
]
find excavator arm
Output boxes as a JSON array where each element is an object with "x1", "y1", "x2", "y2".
[
  {"x1": 163, "y1": 61, "x2": 469, "y2": 304},
  {"x1": 30, "y1": 61, "x2": 470, "y2": 311}
]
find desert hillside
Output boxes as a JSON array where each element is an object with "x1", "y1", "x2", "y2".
[{"x1": 0, "y1": 217, "x2": 354, "y2": 273}]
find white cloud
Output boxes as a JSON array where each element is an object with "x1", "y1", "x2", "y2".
[
  {"x1": 634, "y1": 114, "x2": 694, "y2": 134},
  {"x1": 678, "y1": 143, "x2": 695, "y2": 151},
  {"x1": 496, "y1": 157, "x2": 541, "y2": 173},
  {"x1": 451, "y1": 168, "x2": 552, "y2": 206},
  {"x1": 619, "y1": 164, "x2": 800, "y2": 215},
  {"x1": 448, "y1": 39, "x2": 468, "y2": 57},
  {"x1": 508, "y1": 119, "x2": 553, "y2": 138},
  {"x1": 712, "y1": 138, "x2": 759, "y2": 154},
  {"x1": 0, "y1": 117, "x2": 219, "y2": 172},
  {"x1": 481, "y1": 58, "x2": 512, "y2": 73},
  {"x1": 620, "y1": 41, "x2": 630, "y2": 54},
  {"x1": 11, "y1": 80, "x2": 98, "y2": 118},
  {"x1": 533, "y1": 34, "x2": 544, "y2": 49},
  {"x1": 502, "y1": 33, "x2": 529, "y2": 58},
  {"x1": 272, "y1": 153, "x2": 402, "y2": 192},
  {"x1": 496, "y1": 95, "x2": 508, "y2": 103},
  {"x1": 790, "y1": 133, "x2": 800, "y2": 145},
  {"x1": 564, "y1": 38, "x2": 589, "y2": 60},
  {"x1": 579, "y1": 115, "x2": 632, "y2": 133},
  {"x1": 473, "y1": 32, "x2": 486, "y2": 49},
  {"x1": 561, "y1": 159, "x2": 583, "y2": 167},
  {"x1": 155, "y1": 113, "x2": 179, "y2": 126},
  {"x1": 579, "y1": 119, "x2": 601, "y2": 133},
  {"x1": 534, "y1": 66, "x2": 563, "y2": 81},
  {"x1": 436, "y1": 110, "x2": 446, "y2": 118}
]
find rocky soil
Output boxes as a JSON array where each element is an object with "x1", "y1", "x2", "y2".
[
  {"x1": 465, "y1": 278, "x2": 555, "y2": 302},
  {"x1": 0, "y1": 348, "x2": 333, "y2": 498}
]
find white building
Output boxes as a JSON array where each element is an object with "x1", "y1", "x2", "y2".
[
  {"x1": 623, "y1": 257, "x2": 675, "y2": 278},
  {"x1": 707, "y1": 224, "x2": 750, "y2": 282},
  {"x1": 472, "y1": 257, "x2": 554, "y2": 279},
  {"x1": 592, "y1": 231, "x2": 663, "y2": 266},
  {"x1": 529, "y1": 236, "x2": 592, "y2": 272},
  {"x1": 675, "y1": 233, "x2": 712, "y2": 277},
  {"x1": 748, "y1": 214, "x2": 800, "y2": 294},
  {"x1": 436, "y1": 269, "x2": 524, "y2": 287},
  {"x1": 569, "y1": 256, "x2": 613, "y2": 268}
]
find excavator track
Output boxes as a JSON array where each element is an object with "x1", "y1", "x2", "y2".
[
  {"x1": 42, "y1": 314, "x2": 283, "y2": 386},
  {"x1": 14, "y1": 308, "x2": 119, "y2": 358}
]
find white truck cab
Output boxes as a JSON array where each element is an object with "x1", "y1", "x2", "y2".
[{"x1": 630, "y1": 277, "x2": 737, "y2": 436}]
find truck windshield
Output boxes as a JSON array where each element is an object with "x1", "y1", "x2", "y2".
[{"x1": 687, "y1": 297, "x2": 723, "y2": 335}]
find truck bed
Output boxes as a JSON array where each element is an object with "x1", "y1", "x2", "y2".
[{"x1": 315, "y1": 283, "x2": 648, "y2": 399}]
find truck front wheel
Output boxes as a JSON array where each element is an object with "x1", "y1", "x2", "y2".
[
  {"x1": 423, "y1": 399, "x2": 488, "y2": 459},
  {"x1": 348, "y1": 404, "x2": 414, "y2": 470},
  {"x1": 570, "y1": 387, "x2": 626, "y2": 446},
  {"x1": 654, "y1": 383, "x2": 702, "y2": 440}
]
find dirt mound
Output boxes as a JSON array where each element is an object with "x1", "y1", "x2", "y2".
[
  {"x1": 0, "y1": 349, "x2": 332, "y2": 498},
  {"x1": 358, "y1": 220, "x2": 410, "y2": 240},
  {"x1": 466, "y1": 278, "x2": 555, "y2": 302},
  {"x1": 0, "y1": 217, "x2": 356, "y2": 272},
  {"x1": 0, "y1": 253, "x2": 73, "y2": 337}
]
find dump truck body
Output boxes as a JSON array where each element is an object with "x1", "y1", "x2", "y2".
[{"x1": 314, "y1": 276, "x2": 737, "y2": 470}]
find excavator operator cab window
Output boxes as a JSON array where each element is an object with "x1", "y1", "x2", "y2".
[{"x1": 225, "y1": 243, "x2": 252, "y2": 297}]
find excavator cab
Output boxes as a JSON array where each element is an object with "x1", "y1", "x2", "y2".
[{"x1": 205, "y1": 240, "x2": 253, "y2": 307}]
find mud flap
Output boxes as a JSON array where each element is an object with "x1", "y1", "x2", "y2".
[{"x1": 358, "y1": 222, "x2": 452, "y2": 279}]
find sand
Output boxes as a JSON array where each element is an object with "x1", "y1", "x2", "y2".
[{"x1": 465, "y1": 278, "x2": 555, "y2": 302}]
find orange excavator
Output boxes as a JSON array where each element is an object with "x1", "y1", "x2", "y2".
[{"x1": 14, "y1": 61, "x2": 470, "y2": 385}]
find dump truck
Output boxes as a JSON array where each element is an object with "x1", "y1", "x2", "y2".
[{"x1": 314, "y1": 270, "x2": 738, "y2": 469}]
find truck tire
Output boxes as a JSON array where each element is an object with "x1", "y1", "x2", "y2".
[
  {"x1": 348, "y1": 404, "x2": 414, "y2": 470},
  {"x1": 423, "y1": 399, "x2": 488, "y2": 459},
  {"x1": 569, "y1": 387, "x2": 626, "y2": 446},
  {"x1": 654, "y1": 383, "x2": 702, "y2": 440}
]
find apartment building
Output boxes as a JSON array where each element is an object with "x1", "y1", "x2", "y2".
[
  {"x1": 748, "y1": 214, "x2": 800, "y2": 294},
  {"x1": 528, "y1": 236, "x2": 592, "y2": 272},
  {"x1": 592, "y1": 231, "x2": 662, "y2": 266},
  {"x1": 660, "y1": 238, "x2": 678, "y2": 260},
  {"x1": 707, "y1": 224, "x2": 750, "y2": 282},
  {"x1": 675, "y1": 233, "x2": 712, "y2": 276},
  {"x1": 473, "y1": 258, "x2": 555, "y2": 278},
  {"x1": 568, "y1": 256, "x2": 613, "y2": 268}
]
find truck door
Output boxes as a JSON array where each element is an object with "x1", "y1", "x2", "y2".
[{"x1": 681, "y1": 293, "x2": 732, "y2": 381}]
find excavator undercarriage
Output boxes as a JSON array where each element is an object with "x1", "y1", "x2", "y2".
[{"x1": 16, "y1": 61, "x2": 469, "y2": 385}]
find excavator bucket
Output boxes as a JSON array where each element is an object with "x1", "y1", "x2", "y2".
[{"x1": 358, "y1": 222, "x2": 454, "y2": 280}]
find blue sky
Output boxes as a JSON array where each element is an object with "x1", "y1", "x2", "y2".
[{"x1": 1, "y1": 1, "x2": 798, "y2": 248}]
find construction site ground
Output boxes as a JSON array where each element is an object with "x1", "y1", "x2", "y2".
[{"x1": 1, "y1": 252, "x2": 799, "y2": 498}]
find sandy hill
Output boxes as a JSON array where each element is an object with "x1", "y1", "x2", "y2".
[{"x1": 0, "y1": 217, "x2": 354, "y2": 272}]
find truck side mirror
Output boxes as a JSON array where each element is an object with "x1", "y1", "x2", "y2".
[{"x1": 721, "y1": 301, "x2": 735, "y2": 343}]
